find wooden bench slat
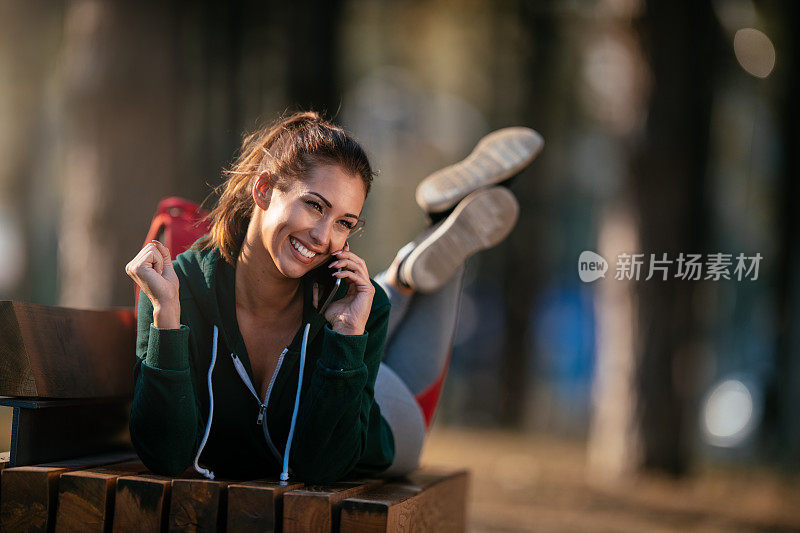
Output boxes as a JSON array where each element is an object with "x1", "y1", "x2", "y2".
[
  {"x1": 168, "y1": 478, "x2": 230, "y2": 533},
  {"x1": 282, "y1": 479, "x2": 385, "y2": 533},
  {"x1": 54, "y1": 460, "x2": 149, "y2": 533},
  {"x1": 0, "y1": 452, "x2": 138, "y2": 533},
  {"x1": 225, "y1": 479, "x2": 303, "y2": 533},
  {"x1": 339, "y1": 469, "x2": 470, "y2": 533},
  {"x1": 112, "y1": 473, "x2": 174, "y2": 533}
]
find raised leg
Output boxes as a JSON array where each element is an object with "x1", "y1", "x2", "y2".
[{"x1": 375, "y1": 265, "x2": 464, "y2": 428}]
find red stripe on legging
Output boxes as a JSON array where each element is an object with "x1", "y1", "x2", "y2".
[{"x1": 414, "y1": 351, "x2": 452, "y2": 428}]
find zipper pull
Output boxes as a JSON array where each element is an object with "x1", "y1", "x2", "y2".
[{"x1": 257, "y1": 404, "x2": 266, "y2": 425}]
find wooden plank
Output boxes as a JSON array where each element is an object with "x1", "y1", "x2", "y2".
[
  {"x1": 0, "y1": 451, "x2": 9, "y2": 503},
  {"x1": 283, "y1": 479, "x2": 384, "y2": 533},
  {"x1": 168, "y1": 478, "x2": 230, "y2": 533},
  {"x1": 0, "y1": 301, "x2": 135, "y2": 398},
  {"x1": 1, "y1": 465, "x2": 59, "y2": 532},
  {"x1": 339, "y1": 469, "x2": 470, "y2": 533},
  {"x1": 0, "y1": 452, "x2": 137, "y2": 533},
  {"x1": 112, "y1": 474, "x2": 173, "y2": 533},
  {"x1": 225, "y1": 479, "x2": 303, "y2": 533},
  {"x1": 0, "y1": 398, "x2": 126, "y2": 408},
  {"x1": 8, "y1": 399, "x2": 132, "y2": 467},
  {"x1": 54, "y1": 460, "x2": 149, "y2": 533}
]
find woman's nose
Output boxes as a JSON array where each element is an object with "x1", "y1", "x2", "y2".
[{"x1": 308, "y1": 219, "x2": 333, "y2": 247}]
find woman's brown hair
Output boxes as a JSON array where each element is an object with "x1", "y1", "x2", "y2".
[{"x1": 196, "y1": 111, "x2": 374, "y2": 264}]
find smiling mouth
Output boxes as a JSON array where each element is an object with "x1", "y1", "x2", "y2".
[{"x1": 289, "y1": 236, "x2": 320, "y2": 260}]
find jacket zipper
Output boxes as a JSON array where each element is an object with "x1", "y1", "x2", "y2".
[
  {"x1": 261, "y1": 348, "x2": 288, "y2": 463},
  {"x1": 231, "y1": 348, "x2": 288, "y2": 464}
]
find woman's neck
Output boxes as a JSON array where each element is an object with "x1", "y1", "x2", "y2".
[{"x1": 235, "y1": 229, "x2": 302, "y2": 318}]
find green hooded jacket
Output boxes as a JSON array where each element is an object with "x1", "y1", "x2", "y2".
[{"x1": 129, "y1": 242, "x2": 395, "y2": 483}]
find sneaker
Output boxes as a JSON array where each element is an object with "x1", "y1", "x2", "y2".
[
  {"x1": 415, "y1": 127, "x2": 543, "y2": 215},
  {"x1": 399, "y1": 187, "x2": 519, "y2": 293}
]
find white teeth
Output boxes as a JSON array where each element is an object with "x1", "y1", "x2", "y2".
[{"x1": 290, "y1": 237, "x2": 316, "y2": 259}]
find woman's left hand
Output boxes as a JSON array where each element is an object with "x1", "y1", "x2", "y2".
[{"x1": 316, "y1": 242, "x2": 374, "y2": 335}]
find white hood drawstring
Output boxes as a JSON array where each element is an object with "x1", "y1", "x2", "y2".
[
  {"x1": 281, "y1": 322, "x2": 311, "y2": 481},
  {"x1": 194, "y1": 325, "x2": 219, "y2": 480}
]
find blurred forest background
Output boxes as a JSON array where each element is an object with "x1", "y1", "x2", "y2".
[{"x1": 1, "y1": 0, "x2": 799, "y2": 530}]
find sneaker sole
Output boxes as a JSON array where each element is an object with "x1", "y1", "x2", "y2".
[
  {"x1": 416, "y1": 127, "x2": 543, "y2": 214},
  {"x1": 401, "y1": 187, "x2": 520, "y2": 293}
]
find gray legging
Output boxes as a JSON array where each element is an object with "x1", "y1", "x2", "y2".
[{"x1": 372, "y1": 265, "x2": 464, "y2": 476}]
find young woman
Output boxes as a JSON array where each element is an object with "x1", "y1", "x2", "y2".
[{"x1": 125, "y1": 112, "x2": 542, "y2": 483}]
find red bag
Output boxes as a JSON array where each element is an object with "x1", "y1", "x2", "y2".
[{"x1": 134, "y1": 197, "x2": 211, "y2": 317}]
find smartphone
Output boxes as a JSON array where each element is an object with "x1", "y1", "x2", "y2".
[{"x1": 311, "y1": 256, "x2": 342, "y2": 316}]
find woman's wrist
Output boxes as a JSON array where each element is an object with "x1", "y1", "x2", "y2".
[
  {"x1": 331, "y1": 320, "x2": 365, "y2": 336},
  {"x1": 153, "y1": 302, "x2": 181, "y2": 329}
]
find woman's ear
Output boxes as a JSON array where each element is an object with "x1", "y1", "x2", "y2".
[{"x1": 253, "y1": 171, "x2": 273, "y2": 209}]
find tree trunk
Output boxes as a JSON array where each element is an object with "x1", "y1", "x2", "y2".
[
  {"x1": 769, "y1": 0, "x2": 800, "y2": 467},
  {"x1": 59, "y1": 0, "x2": 181, "y2": 308},
  {"x1": 630, "y1": 0, "x2": 719, "y2": 475},
  {"x1": 284, "y1": 0, "x2": 343, "y2": 114},
  {"x1": 495, "y1": 0, "x2": 562, "y2": 428},
  {"x1": 0, "y1": 1, "x2": 63, "y2": 302}
]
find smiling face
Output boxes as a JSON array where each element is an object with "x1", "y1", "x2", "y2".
[{"x1": 253, "y1": 164, "x2": 367, "y2": 279}]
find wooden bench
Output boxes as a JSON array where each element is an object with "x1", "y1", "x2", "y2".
[{"x1": 0, "y1": 301, "x2": 469, "y2": 532}]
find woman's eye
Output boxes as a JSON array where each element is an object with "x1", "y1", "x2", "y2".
[
  {"x1": 304, "y1": 200, "x2": 323, "y2": 213},
  {"x1": 338, "y1": 220, "x2": 355, "y2": 230}
]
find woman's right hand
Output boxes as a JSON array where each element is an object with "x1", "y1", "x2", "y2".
[{"x1": 125, "y1": 240, "x2": 181, "y2": 328}]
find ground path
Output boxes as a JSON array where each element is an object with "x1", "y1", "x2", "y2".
[{"x1": 420, "y1": 426, "x2": 800, "y2": 532}]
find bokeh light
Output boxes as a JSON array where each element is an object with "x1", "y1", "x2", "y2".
[
  {"x1": 702, "y1": 378, "x2": 760, "y2": 447},
  {"x1": 733, "y1": 28, "x2": 776, "y2": 79}
]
